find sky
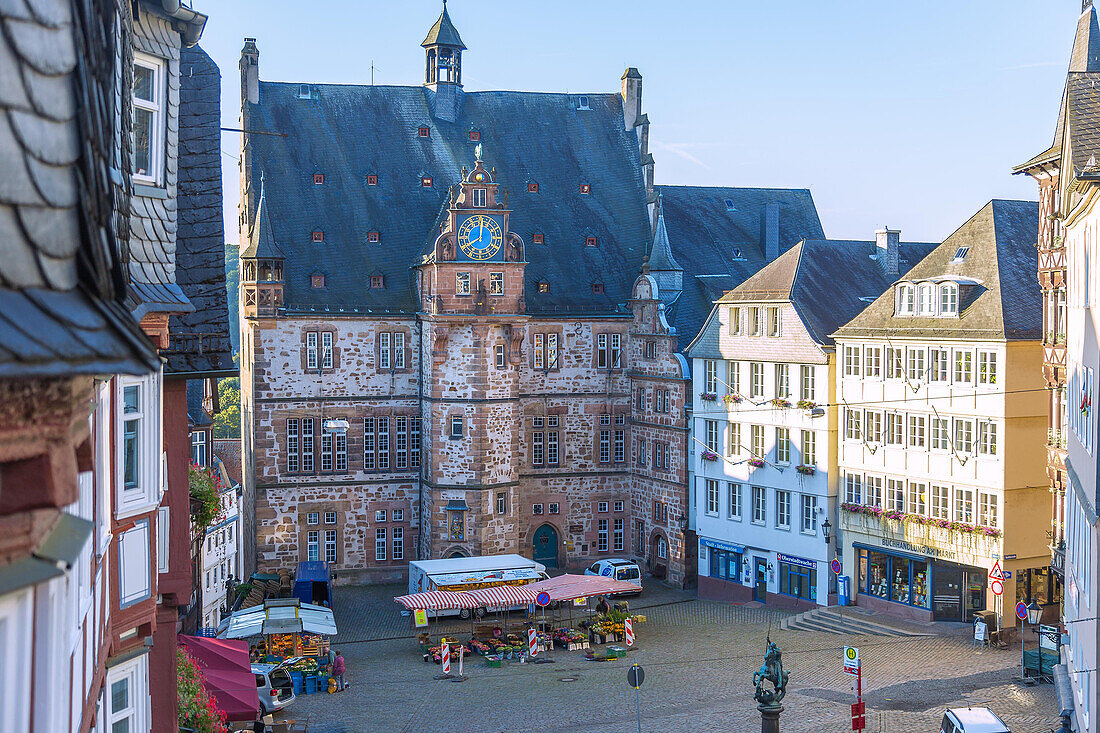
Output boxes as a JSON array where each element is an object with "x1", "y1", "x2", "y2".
[{"x1": 198, "y1": 0, "x2": 1084, "y2": 245}]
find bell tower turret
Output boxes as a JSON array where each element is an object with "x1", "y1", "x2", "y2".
[{"x1": 422, "y1": 0, "x2": 465, "y2": 89}]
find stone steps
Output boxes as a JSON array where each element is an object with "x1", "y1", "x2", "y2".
[{"x1": 779, "y1": 607, "x2": 929, "y2": 637}]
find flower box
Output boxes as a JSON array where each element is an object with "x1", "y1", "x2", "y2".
[
  {"x1": 796, "y1": 399, "x2": 817, "y2": 410},
  {"x1": 770, "y1": 398, "x2": 792, "y2": 409},
  {"x1": 486, "y1": 655, "x2": 503, "y2": 668},
  {"x1": 795, "y1": 465, "x2": 815, "y2": 476},
  {"x1": 700, "y1": 392, "x2": 718, "y2": 401},
  {"x1": 701, "y1": 450, "x2": 719, "y2": 462},
  {"x1": 747, "y1": 458, "x2": 765, "y2": 468},
  {"x1": 723, "y1": 394, "x2": 743, "y2": 405}
]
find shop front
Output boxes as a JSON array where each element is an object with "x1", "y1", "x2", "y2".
[
  {"x1": 697, "y1": 538, "x2": 748, "y2": 603},
  {"x1": 855, "y1": 544, "x2": 987, "y2": 622}
]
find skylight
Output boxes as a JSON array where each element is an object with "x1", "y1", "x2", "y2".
[
  {"x1": 951, "y1": 246, "x2": 970, "y2": 263},
  {"x1": 724, "y1": 199, "x2": 736, "y2": 211},
  {"x1": 576, "y1": 96, "x2": 590, "y2": 110}
]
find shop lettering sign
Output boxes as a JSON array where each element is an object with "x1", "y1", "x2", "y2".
[
  {"x1": 880, "y1": 537, "x2": 956, "y2": 560},
  {"x1": 777, "y1": 553, "x2": 816, "y2": 570},
  {"x1": 701, "y1": 538, "x2": 746, "y2": 554}
]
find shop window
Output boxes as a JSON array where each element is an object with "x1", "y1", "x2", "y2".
[
  {"x1": 858, "y1": 548, "x2": 929, "y2": 608},
  {"x1": 778, "y1": 558, "x2": 816, "y2": 601},
  {"x1": 709, "y1": 547, "x2": 742, "y2": 582}
]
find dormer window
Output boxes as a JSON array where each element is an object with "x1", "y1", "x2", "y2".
[
  {"x1": 367, "y1": 231, "x2": 380, "y2": 243},
  {"x1": 421, "y1": 176, "x2": 433, "y2": 188},
  {"x1": 537, "y1": 280, "x2": 550, "y2": 294},
  {"x1": 585, "y1": 236, "x2": 598, "y2": 247},
  {"x1": 939, "y1": 283, "x2": 958, "y2": 316},
  {"x1": 313, "y1": 173, "x2": 324, "y2": 185},
  {"x1": 311, "y1": 274, "x2": 325, "y2": 288},
  {"x1": 417, "y1": 126, "x2": 430, "y2": 138},
  {"x1": 579, "y1": 184, "x2": 591, "y2": 194},
  {"x1": 527, "y1": 182, "x2": 539, "y2": 194},
  {"x1": 576, "y1": 95, "x2": 590, "y2": 110},
  {"x1": 732, "y1": 248, "x2": 744, "y2": 259},
  {"x1": 298, "y1": 84, "x2": 311, "y2": 99},
  {"x1": 472, "y1": 188, "x2": 486, "y2": 207},
  {"x1": 469, "y1": 130, "x2": 480, "y2": 142},
  {"x1": 532, "y1": 232, "x2": 544, "y2": 245},
  {"x1": 370, "y1": 275, "x2": 385, "y2": 289},
  {"x1": 896, "y1": 284, "x2": 915, "y2": 315},
  {"x1": 592, "y1": 282, "x2": 604, "y2": 294},
  {"x1": 918, "y1": 284, "x2": 935, "y2": 315},
  {"x1": 366, "y1": 174, "x2": 378, "y2": 186},
  {"x1": 312, "y1": 230, "x2": 324, "y2": 243}
]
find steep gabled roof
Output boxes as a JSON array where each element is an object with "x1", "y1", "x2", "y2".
[
  {"x1": 1066, "y1": 72, "x2": 1100, "y2": 179},
  {"x1": 833, "y1": 200, "x2": 1040, "y2": 341},
  {"x1": 422, "y1": 3, "x2": 466, "y2": 49},
  {"x1": 647, "y1": 202, "x2": 681, "y2": 273}
]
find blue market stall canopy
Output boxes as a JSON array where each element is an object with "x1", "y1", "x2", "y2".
[{"x1": 219, "y1": 598, "x2": 337, "y2": 638}]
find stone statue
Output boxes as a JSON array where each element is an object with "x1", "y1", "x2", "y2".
[{"x1": 753, "y1": 639, "x2": 789, "y2": 709}]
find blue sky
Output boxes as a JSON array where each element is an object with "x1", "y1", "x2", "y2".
[{"x1": 199, "y1": 0, "x2": 1082, "y2": 244}]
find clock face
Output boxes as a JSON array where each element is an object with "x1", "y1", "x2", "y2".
[{"x1": 457, "y1": 214, "x2": 504, "y2": 261}]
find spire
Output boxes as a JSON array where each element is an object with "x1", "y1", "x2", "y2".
[
  {"x1": 422, "y1": 2, "x2": 466, "y2": 50},
  {"x1": 1070, "y1": 2, "x2": 1100, "y2": 72},
  {"x1": 647, "y1": 196, "x2": 682, "y2": 273},
  {"x1": 241, "y1": 179, "x2": 284, "y2": 260}
]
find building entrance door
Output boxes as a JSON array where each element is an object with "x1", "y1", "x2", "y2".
[
  {"x1": 754, "y1": 557, "x2": 768, "y2": 603},
  {"x1": 932, "y1": 566, "x2": 963, "y2": 621},
  {"x1": 532, "y1": 524, "x2": 559, "y2": 568}
]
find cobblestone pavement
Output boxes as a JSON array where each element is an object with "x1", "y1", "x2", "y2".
[{"x1": 276, "y1": 582, "x2": 1058, "y2": 732}]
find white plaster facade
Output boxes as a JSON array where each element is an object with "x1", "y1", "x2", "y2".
[{"x1": 201, "y1": 484, "x2": 241, "y2": 628}]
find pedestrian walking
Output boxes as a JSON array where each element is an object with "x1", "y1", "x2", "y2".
[{"x1": 332, "y1": 649, "x2": 346, "y2": 691}]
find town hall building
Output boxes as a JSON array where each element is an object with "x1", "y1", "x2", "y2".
[{"x1": 237, "y1": 4, "x2": 825, "y2": 585}]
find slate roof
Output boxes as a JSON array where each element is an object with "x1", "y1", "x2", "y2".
[
  {"x1": 245, "y1": 82, "x2": 650, "y2": 316},
  {"x1": 164, "y1": 45, "x2": 235, "y2": 377},
  {"x1": 0, "y1": 0, "x2": 158, "y2": 378},
  {"x1": 833, "y1": 200, "x2": 1040, "y2": 341},
  {"x1": 422, "y1": 4, "x2": 466, "y2": 49},
  {"x1": 1066, "y1": 72, "x2": 1100, "y2": 179},
  {"x1": 654, "y1": 185, "x2": 825, "y2": 346},
  {"x1": 187, "y1": 380, "x2": 212, "y2": 427}
]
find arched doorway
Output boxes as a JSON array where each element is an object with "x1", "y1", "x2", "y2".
[
  {"x1": 532, "y1": 524, "x2": 559, "y2": 568},
  {"x1": 649, "y1": 530, "x2": 668, "y2": 580},
  {"x1": 446, "y1": 548, "x2": 468, "y2": 559}
]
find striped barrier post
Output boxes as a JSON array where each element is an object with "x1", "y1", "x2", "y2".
[
  {"x1": 442, "y1": 642, "x2": 451, "y2": 674},
  {"x1": 625, "y1": 618, "x2": 634, "y2": 647},
  {"x1": 528, "y1": 627, "x2": 538, "y2": 658}
]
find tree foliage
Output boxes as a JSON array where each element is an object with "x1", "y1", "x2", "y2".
[{"x1": 213, "y1": 376, "x2": 240, "y2": 439}]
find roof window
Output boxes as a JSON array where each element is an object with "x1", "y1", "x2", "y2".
[
  {"x1": 527, "y1": 182, "x2": 539, "y2": 194},
  {"x1": 732, "y1": 248, "x2": 743, "y2": 259},
  {"x1": 532, "y1": 232, "x2": 545, "y2": 245},
  {"x1": 313, "y1": 173, "x2": 324, "y2": 185},
  {"x1": 421, "y1": 176, "x2": 433, "y2": 188},
  {"x1": 469, "y1": 130, "x2": 480, "y2": 142},
  {"x1": 367, "y1": 231, "x2": 380, "y2": 243},
  {"x1": 576, "y1": 95, "x2": 590, "y2": 110},
  {"x1": 370, "y1": 275, "x2": 385, "y2": 289},
  {"x1": 951, "y1": 246, "x2": 970, "y2": 263},
  {"x1": 537, "y1": 280, "x2": 550, "y2": 294},
  {"x1": 579, "y1": 184, "x2": 591, "y2": 194},
  {"x1": 312, "y1": 230, "x2": 324, "y2": 243},
  {"x1": 585, "y1": 235, "x2": 598, "y2": 247},
  {"x1": 417, "y1": 126, "x2": 430, "y2": 138},
  {"x1": 366, "y1": 174, "x2": 378, "y2": 186},
  {"x1": 592, "y1": 283, "x2": 604, "y2": 294},
  {"x1": 311, "y1": 274, "x2": 325, "y2": 288},
  {"x1": 298, "y1": 84, "x2": 311, "y2": 99},
  {"x1": 724, "y1": 199, "x2": 736, "y2": 211}
]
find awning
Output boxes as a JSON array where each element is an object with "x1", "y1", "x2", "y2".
[
  {"x1": 393, "y1": 590, "x2": 480, "y2": 612},
  {"x1": 463, "y1": 584, "x2": 538, "y2": 608},
  {"x1": 445, "y1": 499, "x2": 469, "y2": 511},
  {"x1": 524, "y1": 573, "x2": 641, "y2": 602},
  {"x1": 220, "y1": 599, "x2": 337, "y2": 639},
  {"x1": 179, "y1": 635, "x2": 259, "y2": 722}
]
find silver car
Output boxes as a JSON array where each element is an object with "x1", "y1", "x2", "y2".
[{"x1": 252, "y1": 663, "x2": 295, "y2": 716}]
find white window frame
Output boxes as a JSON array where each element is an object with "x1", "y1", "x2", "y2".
[
  {"x1": 392, "y1": 526, "x2": 404, "y2": 560},
  {"x1": 116, "y1": 371, "x2": 162, "y2": 518},
  {"x1": 751, "y1": 486, "x2": 766, "y2": 525},
  {"x1": 456, "y1": 272, "x2": 471, "y2": 296},
  {"x1": 118, "y1": 520, "x2": 151, "y2": 608},
  {"x1": 106, "y1": 653, "x2": 150, "y2": 733},
  {"x1": 727, "y1": 482, "x2": 742, "y2": 519},
  {"x1": 157, "y1": 505, "x2": 169, "y2": 574},
  {"x1": 705, "y1": 479, "x2": 719, "y2": 516},
  {"x1": 132, "y1": 52, "x2": 166, "y2": 185},
  {"x1": 190, "y1": 430, "x2": 207, "y2": 466},
  {"x1": 775, "y1": 489, "x2": 791, "y2": 529},
  {"x1": 729, "y1": 306, "x2": 741, "y2": 335},
  {"x1": 325, "y1": 529, "x2": 338, "y2": 563},
  {"x1": 766, "y1": 306, "x2": 781, "y2": 337},
  {"x1": 0, "y1": 588, "x2": 33, "y2": 733},
  {"x1": 800, "y1": 494, "x2": 817, "y2": 534}
]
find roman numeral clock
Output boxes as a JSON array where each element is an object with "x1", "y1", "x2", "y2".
[{"x1": 456, "y1": 213, "x2": 503, "y2": 261}]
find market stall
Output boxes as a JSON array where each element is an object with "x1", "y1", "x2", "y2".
[
  {"x1": 179, "y1": 635, "x2": 259, "y2": 722},
  {"x1": 523, "y1": 574, "x2": 645, "y2": 649}
]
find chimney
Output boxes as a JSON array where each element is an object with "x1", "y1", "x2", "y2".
[
  {"x1": 621, "y1": 68, "x2": 642, "y2": 131},
  {"x1": 241, "y1": 38, "x2": 259, "y2": 105},
  {"x1": 764, "y1": 203, "x2": 780, "y2": 262},
  {"x1": 875, "y1": 227, "x2": 901, "y2": 278}
]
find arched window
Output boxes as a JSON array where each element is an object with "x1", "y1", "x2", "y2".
[
  {"x1": 897, "y1": 284, "x2": 915, "y2": 315},
  {"x1": 918, "y1": 284, "x2": 935, "y2": 315},
  {"x1": 656, "y1": 535, "x2": 667, "y2": 560}
]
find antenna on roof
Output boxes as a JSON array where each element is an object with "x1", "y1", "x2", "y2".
[{"x1": 370, "y1": 60, "x2": 377, "y2": 86}]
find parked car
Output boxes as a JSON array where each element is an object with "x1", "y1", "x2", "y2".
[
  {"x1": 940, "y1": 707, "x2": 1011, "y2": 733},
  {"x1": 253, "y1": 662, "x2": 296, "y2": 716},
  {"x1": 584, "y1": 559, "x2": 643, "y2": 593}
]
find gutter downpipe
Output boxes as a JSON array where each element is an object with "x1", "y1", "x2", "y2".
[{"x1": 417, "y1": 307, "x2": 427, "y2": 562}]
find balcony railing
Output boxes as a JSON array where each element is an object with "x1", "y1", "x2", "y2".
[{"x1": 1048, "y1": 428, "x2": 1067, "y2": 449}]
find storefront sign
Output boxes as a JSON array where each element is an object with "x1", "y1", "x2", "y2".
[
  {"x1": 1004, "y1": 554, "x2": 1017, "y2": 560},
  {"x1": 414, "y1": 609, "x2": 428, "y2": 628},
  {"x1": 777, "y1": 553, "x2": 816, "y2": 570},
  {"x1": 880, "y1": 537, "x2": 957, "y2": 560},
  {"x1": 701, "y1": 538, "x2": 746, "y2": 554}
]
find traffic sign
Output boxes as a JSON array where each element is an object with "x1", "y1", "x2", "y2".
[
  {"x1": 536, "y1": 591, "x2": 551, "y2": 607},
  {"x1": 991, "y1": 579, "x2": 1004, "y2": 596},
  {"x1": 852, "y1": 715, "x2": 866, "y2": 731},
  {"x1": 627, "y1": 664, "x2": 645, "y2": 689},
  {"x1": 1016, "y1": 601, "x2": 1028, "y2": 620},
  {"x1": 851, "y1": 702, "x2": 865, "y2": 716},
  {"x1": 624, "y1": 617, "x2": 634, "y2": 646},
  {"x1": 988, "y1": 561, "x2": 1004, "y2": 581},
  {"x1": 831, "y1": 557, "x2": 842, "y2": 575},
  {"x1": 843, "y1": 646, "x2": 860, "y2": 675}
]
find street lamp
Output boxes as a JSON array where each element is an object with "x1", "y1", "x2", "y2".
[
  {"x1": 1023, "y1": 598, "x2": 1042, "y2": 680},
  {"x1": 822, "y1": 519, "x2": 831, "y2": 546}
]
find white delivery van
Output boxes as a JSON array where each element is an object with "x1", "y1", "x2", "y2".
[{"x1": 408, "y1": 554, "x2": 548, "y2": 618}]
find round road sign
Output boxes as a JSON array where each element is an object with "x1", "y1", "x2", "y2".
[
  {"x1": 991, "y1": 579, "x2": 1004, "y2": 596},
  {"x1": 627, "y1": 664, "x2": 645, "y2": 689},
  {"x1": 536, "y1": 591, "x2": 551, "y2": 607},
  {"x1": 831, "y1": 558, "x2": 842, "y2": 575},
  {"x1": 1016, "y1": 601, "x2": 1028, "y2": 620}
]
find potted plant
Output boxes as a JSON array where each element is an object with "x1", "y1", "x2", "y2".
[
  {"x1": 795, "y1": 464, "x2": 815, "y2": 476},
  {"x1": 700, "y1": 391, "x2": 718, "y2": 401},
  {"x1": 796, "y1": 399, "x2": 817, "y2": 410},
  {"x1": 770, "y1": 398, "x2": 792, "y2": 409},
  {"x1": 700, "y1": 449, "x2": 719, "y2": 462},
  {"x1": 748, "y1": 457, "x2": 765, "y2": 468},
  {"x1": 723, "y1": 393, "x2": 743, "y2": 405}
]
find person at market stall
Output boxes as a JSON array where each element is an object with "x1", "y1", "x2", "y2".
[
  {"x1": 332, "y1": 649, "x2": 346, "y2": 691},
  {"x1": 596, "y1": 596, "x2": 611, "y2": 615}
]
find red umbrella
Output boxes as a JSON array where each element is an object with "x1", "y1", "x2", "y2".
[{"x1": 179, "y1": 635, "x2": 260, "y2": 721}]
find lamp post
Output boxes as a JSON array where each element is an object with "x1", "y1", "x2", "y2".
[
  {"x1": 1023, "y1": 599, "x2": 1042, "y2": 679},
  {"x1": 822, "y1": 519, "x2": 831, "y2": 546}
]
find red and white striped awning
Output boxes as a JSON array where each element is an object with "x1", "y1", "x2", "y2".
[
  {"x1": 464, "y1": 584, "x2": 538, "y2": 608},
  {"x1": 393, "y1": 590, "x2": 480, "y2": 611}
]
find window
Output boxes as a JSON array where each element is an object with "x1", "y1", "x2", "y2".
[
  {"x1": 532, "y1": 232, "x2": 545, "y2": 244},
  {"x1": 132, "y1": 53, "x2": 165, "y2": 184},
  {"x1": 421, "y1": 176, "x2": 433, "y2": 187},
  {"x1": 865, "y1": 475, "x2": 883, "y2": 507},
  {"x1": 537, "y1": 280, "x2": 550, "y2": 294},
  {"x1": 930, "y1": 485, "x2": 950, "y2": 520},
  {"x1": 596, "y1": 333, "x2": 622, "y2": 369},
  {"x1": 908, "y1": 415, "x2": 926, "y2": 448},
  {"x1": 392, "y1": 527, "x2": 404, "y2": 560},
  {"x1": 953, "y1": 418, "x2": 973, "y2": 454},
  {"x1": 750, "y1": 424, "x2": 765, "y2": 459},
  {"x1": 118, "y1": 374, "x2": 161, "y2": 515},
  {"x1": 527, "y1": 182, "x2": 539, "y2": 193},
  {"x1": 547, "y1": 417, "x2": 559, "y2": 464},
  {"x1": 615, "y1": 427, "x2": 625, "y2": 463},
  {"x1": 313, "y1": 173, "x2": 325, "y2": 185},
  {"x1": 306, "y1": 511, "x2": 319, "y2": 525},
  {"x1": 844, "y1": 346, "x2": 861, "y2": 377},
  {"x1": 576, "y1": 95, "x2": 590, "y2": 109},
  {"x1": 701, "y1": 419, "x2": 718, "y2": 453},
  {"x1": 728, "y1": 483, "x2": 742, "y2": 519},
  {"x1": 469, "y1": 130, "x2": 480, "y2": 141},
  {"x1": 636, "y1": 387, "x2": 646, "y2": 411},
  {"x1": 766, "y1": 306, "x2": 781, "y2": 337},
  {"x1": 907, "y1": 347, "x2": 925, "y2": 382},
  {"x1": 325, "y1": 529, "x2": 337, "y2": 563},
  {"x1": 450, "y1": 416, "x2": 464, "y2": 438},
  {"x1": 395, "y1": 416, "x2": 408, "y2": 469},
  {"x1": 377, "y1": 417, "x2": 389, "y2": 468},
  {"x1": 307, "y1": 530, "x2": 319, "y2": 561},
  {"x1": 885, "y1": 413, "x2": 903, "y2": 445},
  {"x1": 865, "y1": 347, "x2": 882, "y2": 377},
  {"x1": 845, "y1": 473, "x2": 863, "y2": 503},
  {"x1": 375, "y1": 528, "x2": 386, "y2": 561},
  {"x1": 797, "y1": 365, "x2": 815, "y2": 402},
  {"x1": 930, "y1": 348, "x2": 948, "y2": 381},
  {"x1": 918, "y1": 284, "x2": 935, "y2": 315},
  {"x1": 797, "y1": 494, "x2": 817, "y2": 534},
  {"x1": 749, "y1": 307, "x2": 762, "y2": 336},
  {"x1": 908, "y1": 482, "x2": 926, "y2": 515},
  {"x1": 776, "y1": 427, "x2": 790, "y2": 464},
  {"x1": 591, "y1": 282, "x2": 604, "y2": 294},
  {"x1": 779, "y1": 558, "x2": 817, "y2": 601},
  {"x1": 955, "y1": 487, "x2": 974, "y2": 523},
  {"x1": 886, "y1": 347, "x2": 904, "y2": 379},
  {"x1": 939, "y1": 284, "x2": 957, "y2": 315},
  {"x1": 598, "y1": 519, "x2": 609, "y2": 552},
  {"x1": 727, "y1": 361, "x2": 740, "y2": 394},
  {"x1": 371, "y1": 275, "x2": 385, "y2": 289},
  {"x1": 366, "y1": 174, "x2": 378, "y2": 186},
  {"x1": 951, "y1": 246, "x2": 970, "y2": 262},
  {"x1": 887, "y1": 479, "x2": 905, "y2": 512},
  {"x1": 978, "y1": 351, "x2": 997, "y2": 385},
  {"x1": 456, "y1": 272, "x2": 471, "y2": 296},
  {"x1": 931, "y1": 417, "x2": 949, "y2": 450},
  {"x1": 776, "y1": 490, "x2": 791, "y2": 528},
  {"x1": 586, "y1": 236, "x2": 598, "y2": 247},
  {"x1": 473, "y1": 188, "x2": 487, "y2": 207},
  {"x1": 596, "y1": 500, "x2": 609, "y2": 514},
  {"x1": 645, "y1": 340, "x2": 657, "y2": 359},
  {"x1": 190, "y1": 430, "x2": 207, "y2": 466},
  {"x1": 312, "y1": 230, "x2": 325, "y2": 243},
  {"x1": 978, "y1": 420, "x2": 997, "y2": 455},
  {"x1": 324, "y1": 511, "x2": 336, "y2": 524},
  {"x1": 417, "y1": 126, "x2": 430, "y2": 137},
  {"x1": 729, "y1": 307, "x2": 742, "y2": 335},
  {"x1": 377, "y1": 331, "x2": 404, "y2": 370},
  {"x1": 750, "y1": 362, "x2": 764, "y2": 398},
  {"x1": 495, "y1": 344, "x2": 506, "y2": 368},
  {"x1": 775, "y1": 364, "x2": 790, "y2": 398},
  {"x1": 954, "y1": 350, "x2": 972, "y2": 383},
  {"x1": 613, "y1": 519, "x2": 624, "y2": 551},
  {"x1": 305, "y1": 331, "x2": 334, "y2": 371},
  {"x1": 367, "y1": 231, "x2": 380, "y2": 243},
  {"x1": 801, "y1": 430, "x2": 816, "y2": 466},
  {"x1": 533, "y1": 503, "x2": 544, "y2": 515},
  {"x1": 705, "y1": 479, "x2": 720, "y2": 515},
  {"x1": 751, "y1": 486, "x2": 766, "y2": 524},
  {"x1": 700, "y1": 360, "x2": 718, "y2": 393},
  {"x1": 728, "y1": 423, "x2": 741, "y2": 456},
  {"x1": 979, "y1": 492, "x2": 998, "y2": 527},
  {"x1": 845, "y1": 408, "x2": 862, "y2": 441},
  {"x1": 897, "y1": 284, "x2": 915, "y2": 315},
  {"x1": 311, "y1": 274, "x2": 325, "y2": 288},
  {"x1": 363, "y1": 417, "x2": 376, "y2": 470},
  {"x1": 106, "y1": 657, "x2": 149, "y2": 733},
  {"x1": 599, "y1": 428, "x2": 611, "y2": 463},
  {"x1": 864, "y1": 411, "x2": 883, "y2": 443},
  {"x1": 549, "y1": 503, "x2": 559, "y2": 514}
]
